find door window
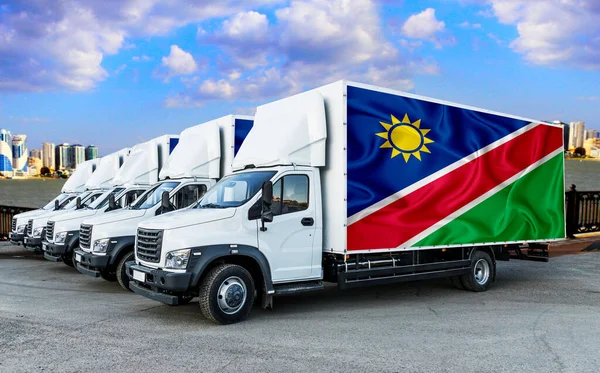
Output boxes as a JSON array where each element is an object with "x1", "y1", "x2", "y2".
[
  {"x1": 171, "y1": 184, "x2": 208, "y2": 209},
  {"x1": 120, "y1": 189, "x2": 145, "y2": 208},
  {"x1": 272, "y1": 175, "x2": 309, "y2": 216}
]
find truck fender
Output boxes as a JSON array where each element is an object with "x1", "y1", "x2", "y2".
[
  {"x1": 65, "y1": 231, "x2": 80, "y2": 253},
  {"x1": 188, "y1": 245, "x2": 274, "y2": 294},
  {"x1": 107, "y1": 236, "x2": 136, "y2": 266}
]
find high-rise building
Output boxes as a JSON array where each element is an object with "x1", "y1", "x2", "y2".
[
  {"x1": 12, "y1": 135, "x2": 28, "y2": 172},
  {"x1": 30, "y1": 149, "x2": 42, "y2": 159},
  {"x1": 552, "y1": 121, "x2": 569, "y2": 151},
  {"x1": 73, "y1": 144, "x2": 85, "y2": 167},
  {"x1": 55, "y1": 143, "x2": 71, "y2": 170},
  {"x1": 86, "y1": 145, "x2": 99, "y2": 161},
  {"x1": 569, "y1": 121, "x2": 585, "y2": 149},
  {"x1": 585, "y1": 129, "x2": 598, "y2": 140},
  {"x1": 42, "y1": 142, "x2": 55, "y2": 170},
  {"x1": 0, "y1": 128, "x2": 12, "y2": 173}
]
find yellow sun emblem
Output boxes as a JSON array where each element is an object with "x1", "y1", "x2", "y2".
[{"x1": 376, "y1": 114, "x2": 434, "y2": 162}]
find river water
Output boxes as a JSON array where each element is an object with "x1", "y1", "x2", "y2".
[{"x1": 0, "y1": 159, "x2": 598, "y2": 208}]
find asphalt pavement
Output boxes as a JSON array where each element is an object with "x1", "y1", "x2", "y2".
[{"x1": 1, "y1": 242, "x2": 599, "y2": 373}]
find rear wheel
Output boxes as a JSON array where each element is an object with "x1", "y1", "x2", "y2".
[
  {"x1": 116, "y1": 251, "x2": 135, "y2": 292},
  {"x1": 199, "y1": 264, "x2": 255, "y2": 325},
  {"x1": 450, "y1": 276, "x2": 465, "y2": 290},
  {"x1": 460, "y1": 251, "x2": 494, "y2": 292}
]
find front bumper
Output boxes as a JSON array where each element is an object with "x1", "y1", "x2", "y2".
[
  {"x1": 126, "y1": 262, "x2": 193, "y2": 305},
  {"x1": 43, "y1": 241, "x2": 67, "y2": 262},
  {"x1": 23, "y1": 236, "x2": 43, "y2": 251},
  {"x1": 74, "y1": 249, "x2": 110, "y2": 278},
  {"x1": 9, "y1": 232, "x2": 24, "y2": 245}
]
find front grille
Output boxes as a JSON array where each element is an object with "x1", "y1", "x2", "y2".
[
  {"x1": 80, "y1": 224, "x2": 92, "y2": 250},
  {"x1": 46, "y1": 221, "x2": 55, "y2": 242},
  {"x1": 11, "y1": 218, "x2": 16, "y2": 232},
  {"x1": 136, "y1": 228, "x2": 163, "y2": 263},
  {"x1": 27, "y1": 220, "x2": 33, "y2": 236}
]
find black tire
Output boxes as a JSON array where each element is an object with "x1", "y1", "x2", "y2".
[
  {"x1": 450, "y1": 276, "x2": 465, "y2": 290},
  {"x1": 62, "y1": 250, "x2": 76, "y2": 268},
  {"x1": 199, "y1": 264, "x2": 255, "y2": 325},
  {"x1": 460, "y1": 251, "x2": 494, "y2": 292},
  {"x1": 99, "y1": 269, "x2": 117, "y2": 282},
  {"x1": 116, "y1": 251, "x2": 135, "y2": 292}
]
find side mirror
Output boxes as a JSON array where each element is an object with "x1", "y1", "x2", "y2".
[
  {"x1": 161, "y1": 191, "x2": 171, "y2": 210},
  {"x1": 76, "y1": 197, "x2": 82, "y2": 209},
  {"x1": 54, "y1": 200, "x2": 59, "y2": 211},
  {"x1": 260, "y1": 181, "x2": 273, "y2": 231},
  {"x1": 108, "y1": 194, "x2": 116, "y2": 211}
]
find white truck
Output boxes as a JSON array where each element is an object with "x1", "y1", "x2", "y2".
[
  {"x1": 42, "y1": 136, "x2": 178, "y2": 267},
  {"x1": 21, "y1": 150, "x2": 130, "y2": 252},
  {"x1": 75, "y1": 115, "x2": 253, "y2": 291},
  {"x1": 9, "y1": 159, "x2": 99, "y2": 246},
  {"x1": 126, "y1": 81, "x2": 565, "y2": 324}
]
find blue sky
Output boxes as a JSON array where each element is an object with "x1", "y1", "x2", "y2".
[{"x1": 0, "y1": 0, "x2": 598, "y2": 155}]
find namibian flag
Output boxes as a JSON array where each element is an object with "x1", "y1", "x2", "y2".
[{"x1": 345, "y1": 85, "x2": 565, "y2": 252}]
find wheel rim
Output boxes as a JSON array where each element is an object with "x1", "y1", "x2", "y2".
[
  {"x1": 473, "y1": 258, "x2": 490, "y2": 285},
  {"x1": 217, "y1": 276, "x2": 247, "y2": 315}
]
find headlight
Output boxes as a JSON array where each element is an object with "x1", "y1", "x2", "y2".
[
  {"x1": 33, "y1": 227, "x2": 44, "y2": 238},
  {"x1": 17, "y1": 224, "x2": 26, "y2": 234},
  {"x1": 164, "y1": 249, "x2": 191, "y2": 269},
  {"x1": 55, "y1": 232, "x2": 67, "y2": 244},
  {"x1": 93, "y1": 238, "x2": 110, "y2": 253}
]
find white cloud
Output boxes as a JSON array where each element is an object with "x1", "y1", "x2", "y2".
[
  {"x1": 161, "y1": 45, "x2": 197, "y2": 79},
  {"x1": 114, "y1": 64, "x2": 127, "y2": 75},
  {"x1": 132, "y1": 55, "x2": 152, "y2": 62},
  {"x1": 578, "y1": 96, "x2": 600, "y2": 102},
  {"x1": 0, "y1": 0, "x2": 284, "y2": 92},
  {"x1": 401, "y1": 8, "x2": 455, "y2": 49},
  {"x1": 171, "y1": 0, "x2": 437, "y2": 106},
  {"x1": 485, "y1": 0, "x2": 600, "y2": 69},
  {"x1": 459, "y1": 21, "x2": 482, "y2": 29}
]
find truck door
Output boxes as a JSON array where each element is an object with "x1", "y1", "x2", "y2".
[{"x1": 258, "y1": 172, "x2": 317, "y2": 282}]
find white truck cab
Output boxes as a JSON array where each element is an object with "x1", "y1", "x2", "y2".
[
  {"x1": 75, "y1": 115, "x2": 253, "y2": 290},
  {"x1": 41, "y1": 137, "x2": 177, "y2": 267},
  {"x1": 9, "y1": 159, "x2": 99, "y2": 246},
  {"x1": 22, "y1": 151, "x2": 129, "y2": 252}
]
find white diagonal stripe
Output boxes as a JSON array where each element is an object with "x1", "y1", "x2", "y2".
[
  {"x1": 348, "y1": 122, "x2": 540, "y2": 225},
  {"x1": 399, "y1": 147, "x2": 564, "y2": 249}
]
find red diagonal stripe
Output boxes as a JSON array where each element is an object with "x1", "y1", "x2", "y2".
[{"x1": 347, "y1": 124, "x2": 563, "y2": 251}]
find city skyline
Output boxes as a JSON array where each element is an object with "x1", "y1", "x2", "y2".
[
  {"x1": 0, "y1": 1, "x2": 598, "y2": 154},
  {"x1": 0, "y1": 128, "x2": 99, "y2": 174}
]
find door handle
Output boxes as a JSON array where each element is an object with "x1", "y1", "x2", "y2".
[{"x1": 301, "y1": 217, "x2": 314, "y2": 226}]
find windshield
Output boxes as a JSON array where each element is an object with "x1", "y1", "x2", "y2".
[
  {"x1": 42, "y1": 193, "x2": 70, "y2": 210},
  {"x1": 131, "y1": 181, "x2": 180, "y2": 210},
  {"x1": 62, "y1": 192, "x2": 91, "y2": 209},
  {"x1": 89, "y1": 188, "x2": 125, "y2": 209},
  {"x1": 195, "y1": 171, "x2": 276, "y2": 209}
]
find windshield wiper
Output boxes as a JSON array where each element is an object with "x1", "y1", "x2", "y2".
[{"x1": 199, "y1": 203, "x2": 224, "y2": 209}]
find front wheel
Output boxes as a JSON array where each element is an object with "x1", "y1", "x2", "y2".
[
  {"x1": 199, "y1": 264, "x2": 255, "y2": 325},
  {"x1": 116, "y1": 251, "x2": 135, "y2": 292},
  {"x1": 62, "y1": 250, "x2": 76, "y2": 268},
  {"x1": 460, "y1": 251, "x2": 494, "y2": 292}
]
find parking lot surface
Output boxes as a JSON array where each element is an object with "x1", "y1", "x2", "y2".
[{"x1": 1, "y1": 243, "x2": 600, "y2": 373}]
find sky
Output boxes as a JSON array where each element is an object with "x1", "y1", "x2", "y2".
[{"x1": 0, "y1": 0, "x2": 598, "y2": 155}]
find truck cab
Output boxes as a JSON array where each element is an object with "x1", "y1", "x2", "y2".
[
  {"x1": 74, "y1": 115, "x2": 253, "y2": 290},
  {"x1": 43, "y1": 135, "x2": 178, "y2": 268},
  {"x1": 22, "y1": 190, "x2": 105, "y2": 251},
  {"x1": 9, "y1": 159, "x2": 99, "y2": 246},
  {"x1": 42, "y1": 186, "x2": 147, "y2": 266}
]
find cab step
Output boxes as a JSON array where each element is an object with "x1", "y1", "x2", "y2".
[{"x1": 273, "y1": 281, "x2": 324, "y2": 295}]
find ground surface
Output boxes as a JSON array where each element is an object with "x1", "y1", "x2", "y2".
[{"x1": 1, "y1": 242, "x2": 599, "y2": 373}]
